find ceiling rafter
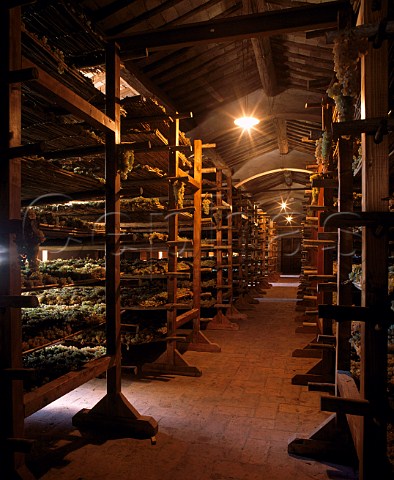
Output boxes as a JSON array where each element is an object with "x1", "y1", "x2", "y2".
[
  {"x1": 87, "y1": 0, "x2": 139, "y2": 23},
  {"x1": 112, "y1": 1, "x2": 347, "y2": 52},
  {"x1": 150, "y1": 43, "x2": 240, "y2": 83},
  {"x1": 138, "y1": 2, "x2": 243, "y2": 73},
  {"x1": 106, "y1": 0, "x2": 186, "y2": 36},
  {"x1": 162, "y1": 45, "x2": 253, "y2": 93}
]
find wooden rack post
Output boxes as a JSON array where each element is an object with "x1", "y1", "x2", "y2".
[
  {"x1": 336, "y1": 137, "x2": 354, "y2": 373},
  {"x1": 143, "y1": 122, "x2": 202, "y2": 376},
  {"x1": 185, "y1": 140, "x2": 220, "y2": 352},
  {"x1": 290, "y1": 3, "x2": 392, "y2": 476},
  {"x1": 72, "y1": 43, "x2": 158, "y2": 437},
  {"x1": 0, "y1": 6, "x2": 34, "y2": 479},
  {"x1": 358, "y1": 1, "x2": 389, "y2": 475},
  {"x1": 206, "y1": 168, "x2": 239, "y2": 330},
  {"x1": 226, "y1": 174, "x2": 247, "y2": 321}
]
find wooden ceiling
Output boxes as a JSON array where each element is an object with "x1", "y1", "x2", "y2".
[{"x1": 20, "y1": 0, "x2": 392, "y2": 220}]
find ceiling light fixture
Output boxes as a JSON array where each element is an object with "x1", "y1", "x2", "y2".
[
  {"x1": 285, "y1": 215, "x2": 293, "y2": 223},
  {"x1": 279, "y1": 200, "x2": 288, "y2": 211},
  {"x1": 234, "y1": 116, "x2": 260, "y2": 129}
]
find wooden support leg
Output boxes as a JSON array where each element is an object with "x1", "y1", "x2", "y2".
[
  {"x1": 292, "y1": 346, "x2": 322, "y2": 359},
  {"x1": 295, "y1": 324, "x2": 317, "y2": 334},
  {"x1": 288, "y1": 414, "x2": 357, "y2": 466},
  {"x1": 142, "y1": 348, "x2": 202, "y2": 377},
  {"x1": 186, "y1": 331, "x2": 221, "y2": 353},
  {"x1": 234, "y1": 295, "x2": 256, "y2": 311},
  {"x1": 227, "y1": 305, "x2": 248, "y2": 321},
  {"x1": 72, "y1": 391, "x2": 158, "y2": 439},
  {"x1": 292, "y1": 345, "x2": 335, "y2": 385},
  {"x1": 206, "y1": 310, "x2": 239, "y2": 331}
]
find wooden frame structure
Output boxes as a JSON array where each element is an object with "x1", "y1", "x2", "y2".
[
  {"x1": 0, "y1": 7, "x2": 158, "y2": 478},
  {"x1": 289, "y1": 2, "x2": 393, "y2": 477}
]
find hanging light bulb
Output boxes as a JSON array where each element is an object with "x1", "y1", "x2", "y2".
[
  {"x1": 285, "y1": 215, "x2": 293, "y2": 223},
  {"x1": 234, "y1": 116, "x2": 260, "y2": 129},
  {"x1": 279, "y1": 200, "x2": 288, "y2": 211}
]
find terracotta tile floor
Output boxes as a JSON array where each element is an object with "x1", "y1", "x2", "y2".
[{"x1": 25, "y1": 277, "x2": 358, "y2": 479}]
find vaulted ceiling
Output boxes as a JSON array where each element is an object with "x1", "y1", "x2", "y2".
[{"x1": 22, "y1": 0, "x2": 360, "y2": 222}]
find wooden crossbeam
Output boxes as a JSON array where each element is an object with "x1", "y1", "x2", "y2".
[
  {"x1": 321, "y1": 396, "x2": 370, "y2": 416},
  {"x1": 114, "y1": 1, "x2": 347, "y2": 51},
  {"x1": 21, "y1": 58, "x2": 116, "y2": 133},
  {"x1": 320, "y1": 211, "x2": 394, "y2": 228},
  {"x1": 318, "y1": 304, "x2": 391, "y2": 323},
  {"x1": 175, "y1": 308, "x2": 199, "y2": 328},
  {"x1": 332, "y1": 117, "x2": 394, "y2": 138},
  {"x1": 0, "y1": 295, "x2": 38, "y2": 308},
  {"x1": 8, "y1": 67, "x2": 38, "y2": 83}
]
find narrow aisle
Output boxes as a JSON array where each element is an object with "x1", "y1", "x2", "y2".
[{"x1": 25, "y1": 277, "x2": 358, "y2": 480}]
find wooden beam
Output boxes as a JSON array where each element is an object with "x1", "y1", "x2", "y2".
[
  {"x1": 319, "y1": 211, "x2": 394, "y2": 228},
  {"x1": 122, "y1": 112, "x2": 193, "y2": 124},
  {"x1": 321, "y1": 396, "x2": 370, "y2": 416},
  {"x1": 336, "y1": 137, "x2": 354, "y2": 374},
  {"x1": 107, "y1": 0, "x2": 185, "y2": 36},
  {"x1": 88, "y1": 0, "x2": 137, "y2": 22},
  {"x1": 0, "y1": 6, "x2": 27, "y2": 477},
  {"x1": 24, "y1": 356, "x2": 112, "y2": 417},
  {"x1": 113, "y1": 1, "x2": 347, "y2": 51},
  {"x1": 273, "y1": 118, "x2": 289, "y2": 154},
  {"x1": 120, "y1": 64, "x2": 179, "y2": 115},
  {"x1": 243, "y1": 0, "x2": 278, "y2": 97},
  {"x1": 326, "y1": 20, "x2": 394, "y2": 43},
  {"x1": 359, "y1": 1, "x2": 390, "y2": 478},
  {"x1": 332, "y1": 117, "x2": 394, "y2": 139},
  {"x1": 21, "y1": 58, "x2": 116, "y2": 133}
]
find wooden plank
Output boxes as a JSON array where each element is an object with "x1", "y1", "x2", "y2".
[
  {"x1": 321, "y1": 396, "x2": 370, "y2": 416},
  {"x1": 332, "y1": 117, "x2": 394, "y2": 138},
  {"x1": 176, "y1": 308, "x2": 199, "y2": 329},
  {"x1": 317, "y1": 231, "x2": 338, "y2": 240},
  {"x1": 21, "y1": 58, "x2": 116, "y2": 133},
  {"x1": 359, "y1": 1, "x2": 390, "y2": 477},
  {"x1": 0, "y1": 6, "x2": 26, "y2": 476},
  {"x1": 320, "y1": 211, "x2": 394, "y2": 228},
  {"x1": 326, "y1": 20, "x2": 394, "y2": 43},
  {"x1": 0, "y1": 295, "x2": 38, "y2": 308},
  {"x1": 311, "y1": 178, "x2": 338, "y2": 188},
  {"x1": 273, "y1": 118, "x2": 289, "y2": 155},
  {"x1": 104, "y1": 42, "x2": 122, "y2": 396},
  {"x1": 24, "y1": 356, "x2": 112, "y2": 418},
  {"x1": 337, "y1": 372, "x2": 363, "y2": 460},
  {"x1": 243, "y1": 0, "x2": 278, "y2": 97},
  {"x1": 318, "y1": 304, "x2": 374, "y2": 322},
  {"x1": 115, "y1": 1, "x2": 346, "y2": 51},
  {"x1": 317, "y1": 283, "x2": 337, "y2": 293},
  {"x1": 336, "y1": 137, "x2": 354, "y2": 373},
  {"x1": 192, "y1": 139, "x2": 202, "y2": 338},
  {"x1": 308, "y1": 274, "x2": 337, "y2": 281}
]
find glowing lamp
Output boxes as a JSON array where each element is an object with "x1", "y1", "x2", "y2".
[{"x1": 234, "y1": 116, "x2": 260, "y2": 129}]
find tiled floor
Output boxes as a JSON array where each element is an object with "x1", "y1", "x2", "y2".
[{"x1": 25, "y1": 277, "x2": 358, "y2": 479}]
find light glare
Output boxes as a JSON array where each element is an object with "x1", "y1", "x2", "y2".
[{"x1": 234, "y1": 116, "x2": 260, "y2": 129}]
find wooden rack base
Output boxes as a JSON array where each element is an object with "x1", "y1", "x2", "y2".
[
  {"x1": 142, "y1": 348, "x2": 202, "y2": 377},
  {"x1": 184, "y1": 331, "x2": 221, "y2": 353},
  {"x1": 227, "y1": 305, "x2": 248, "y2": 321},
  {"x1": 288, "y1": 414, "x2": 357, "y2": 465},
  {"x1": 72, "y1": 392, "x2": 158, "y2": 439},
  {"x1": 206, "y1": 310, "x2": 239, "y2": 330}
]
